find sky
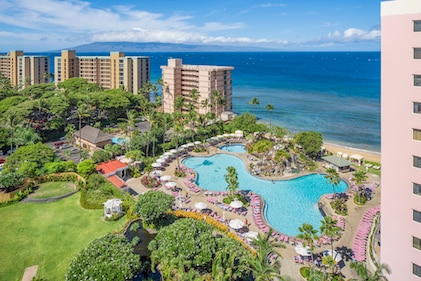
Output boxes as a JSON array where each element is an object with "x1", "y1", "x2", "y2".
[{"x1": 0, "y1": 0, "x2": 381, "y2": 52}]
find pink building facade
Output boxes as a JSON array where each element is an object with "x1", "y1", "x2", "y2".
[{"x1": 381, "y1": 0, "x2": 421, "y2": 279}]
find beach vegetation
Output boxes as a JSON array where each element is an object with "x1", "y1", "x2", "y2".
[
  {"x1": 294, "y1": 131, "x2": 323, "y2": 159},
  {"x1": 225, "y1": 166, "x2": 239, "y2": 198},
  {"x1": 297, "y1": 223, "x2": 319, "y2": 262},
  {"x1": 320, "y1": 216, "x2": 342, "y2": 259}
]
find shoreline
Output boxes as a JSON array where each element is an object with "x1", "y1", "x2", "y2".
[{"x1": 323, "y1": 142, "x2": 381, "y2": 163}]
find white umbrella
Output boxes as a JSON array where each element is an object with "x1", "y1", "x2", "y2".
[
  {"x1": 229, "y1": 219, "x2": 245, "y2": 229},
  {"x1": 160, "y1": 175, "x2": 171, "y2": 181},
  {"x1": 194, "y1": 141, "x2": 201, "y2": 145},
  {"x1": 187, "y1": 143, "x2": 194, "y2": 147},
  {"x1": 243, "y1": 231, "x2": 259, "y2": 240},
  {"x1": 216, "y1": 135, "x2": 223, "y2": 138},
  {"x1": 294, "y1": 244, "x2": 311, "y2": 257},
  {"x1": 230, "y1": 200, "x2": 243, "y2": 209},
  {"x1": 160, "y1": 155, "x2": 169, "y2": 160},
  {"x1": 165, "y1": 181, "x2": 177, "y2": 188},
  {"x1": 151, "y1": 163, "x2": 161, "y2": 167},
  {"x1": 181, "y1": 144, "x2": 189, "y2": 148},
  {"x1": 194, "y1": 202, "x2": 208, "y2": 210},
  {"x1": 169, "y1": 149, "x2": 177, "y2": 153},
  {"x1": 156, "y1": 158, "x2": 166, "y2": 163},
  {"x1": 164, "y1": 152, "x2": 173, "y2": 156},
  {"x1": 152, "y1": 170, "x2": 162, "y2": 176},
  {"x1": 323, "y1": 250, "x2": 342, "y2": 262}
]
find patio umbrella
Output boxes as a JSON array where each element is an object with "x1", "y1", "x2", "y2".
[
  {"x1": 169, "y1": 149, "x2": 177, "y2": 153},
  {"x1": 160, "y1": 175, "x2": 171, "y2": 181},
  {"x1": 194, "y1": 141, "x2": 201, "y2": 145},
  {"x1": 164, "y1": 152, "x2": 173, "y2": 156},
  {"x1": 187, "y1": 143, "x2": 194, "y2": 147},
  {"x1": 194, "y1": 202, "x2": 208, "y2": 210},
  {"x1": 294, "y1": 244, "x2": 311, "y2": 257},
  {"x1": 151, "y1": 170, "x2": 162, "y2": 176},
  {"x1": 151, "y1": 163, "x2": 161, "y2": 168},
  {"x1": 230, "y1": 200, "x2": 243, "y2": 209},
  {"x1": 323, "y1": 250, "x2": 342, "y2": 262},
  {"x1": 229, "y1": 219, "x2": 245, "y2": 229},
  {"x1": 181, "y1": 144, "x2": 189, "y2": 148},
  {"x1": 165, "y1": 181, "x2": 177, "y2": 188},
  {"x1": 156, "y1": 158, "x2": 166, "y2": 163},
  {"x1": 243, "y1": 231, "x2": 259, "y2": 240}
]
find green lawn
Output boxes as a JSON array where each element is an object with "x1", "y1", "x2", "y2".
[
  {"x1": 28, "y1": 181, "x2": 76, "y2": 199},
  {"x1": 0, "y1": 194, "x2": 126, "y2": 280}
]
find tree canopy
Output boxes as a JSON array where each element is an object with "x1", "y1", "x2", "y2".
[
  {"x1": 293, "y1": 131, "x2": 323, "y2": 158},
  {"x1": 134, "y1": 191, "x2": 175, "y2": 225},
  {"x1": 66, "y1": 233, "x2": 140, "y2": 281}
]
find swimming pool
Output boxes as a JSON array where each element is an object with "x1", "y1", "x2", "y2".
[
  {"x1": 219, "y1": 144, "x2": 247, "y2": 153},
  {"x1": 183, "y1": 154, "x2": 348, "y2": 236},
  {"x1": 112, "y1": 137, "x2": 128, "y2": 145}
]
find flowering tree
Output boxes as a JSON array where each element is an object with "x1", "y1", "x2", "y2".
[{"x1": 66, "y1": 234, "x2": 140, "y2": 281}]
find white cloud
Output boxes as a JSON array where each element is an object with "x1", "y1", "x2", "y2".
[
  {"x1": 343, "y1": 28, "x2": 380, "y2": 41},
  {"x1": 201, "y1": 22, "x2": 245, "y2": 32}
]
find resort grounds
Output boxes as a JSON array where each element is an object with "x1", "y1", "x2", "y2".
[{"x1": 127, "y1": 140, "x2": 382, "y2": 280}]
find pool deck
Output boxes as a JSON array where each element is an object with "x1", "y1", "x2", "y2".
[{"x1": 126, "y1": 145, "x2": 381, "y2": 280}]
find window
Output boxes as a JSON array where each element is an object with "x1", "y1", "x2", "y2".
[
  {"x1": 414, "y1": 156, "x2": 421, "y2": 168},
  {"x1": 414, "y1": 129, "x2": 421, "y2": 141},
  {"x1": 414, "y1": 103, "x2": 421, "y2": 113},
  {"x1": 414, "y1": 183, "x2": 421, "y2": 195},
  {"x1": 415, "y1": 21, "x2": 421, "y2": 32},
  {"x1": 414, "y1": 263, "x2": 421, "y2": 277},
  {"x1": 414, "y1": 237, "x2": 421, "y2": 250},
  {"x1": 415, "y1": 75, "x2": 421, "y2": 86},
  {"x1": 414, "y1": 209, "x2": 421, "y2": 223}
]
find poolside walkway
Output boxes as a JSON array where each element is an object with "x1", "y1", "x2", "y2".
[{"x1": 126, "y1": 145, "x2": 382, "y2": 280}]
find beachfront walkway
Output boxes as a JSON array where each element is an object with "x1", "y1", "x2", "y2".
[{"x1": 126, "y1": 146, "x2": 381, "y2": 280}]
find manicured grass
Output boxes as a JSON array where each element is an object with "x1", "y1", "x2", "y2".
[
  {"x1": 28, "y1": 181, "x2": 76, "y2": 199},
  {"x1": 0, "y1": 194, "x2": 126, "y2": 280}
]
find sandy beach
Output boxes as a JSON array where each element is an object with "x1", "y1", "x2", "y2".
[{"x1": 323, "y1": 142, "x2": 381, "y2": 164}]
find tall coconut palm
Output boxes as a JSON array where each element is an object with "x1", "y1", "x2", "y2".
[
  {"x1": 145, "y1": 109, "x2": 160, "y2": 157},
  {"x1": 247, "y1": 256, "x2": 282, "y2": 281},
  {"x1": 353, "y1": 170, "x2": 368, "y2": 204},
  {"x1": 212, "y1": 90, "x2": 226, "y2": 118},
  {"x1": 265, "y1": 103, "x2": 275, "y2": 129},
  {"x1": 350, "y1": 261, "x2": 391, "y2": 281},
  {"x1": 252, "y1": 228, "x2": 285, "y2": 260},
  {"x1": 2, "y1": 110, "x2": 23, "y2": 151},
  {"x1": 248, "y1": 97, "x2": 260, "y2": 115},
  {"x1": 320, "y1": 216, "x2": 342, "y2": 257},
  {"x1": 201, "y1": 98, "x2": 210, "y2": 115},
  {"x1": 325, "y1": 168, "x2": 340, "y2": 199},
  {"x1": 297, "y1": 223, "x2": 319, "y2": 263},
  {"x1": 160, "y1": 113, "x2": 172, "y2": 152},
  {"x1": 224, "y1": 166, "x2": 239, "y2": 198}
]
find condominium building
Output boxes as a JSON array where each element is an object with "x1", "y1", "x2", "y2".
[
  {"x1": 54, "y1": 50, "x2": 150, "y2": 94},
  {"x1": 0, "y1": 50, "x2": 50, "y2": 88},
  {"x1": 381, "y1": 0, "x2": 421, "y2": 279},
  {"x1": 160, "y1": 58, "x2": 233, "y2": 117}
]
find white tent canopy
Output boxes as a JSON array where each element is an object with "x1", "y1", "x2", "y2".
[
  {"x1": 230, "y1": 200, "x2": 243, "y2": 209},
  {"x1": 350, "y1": 154, "x2": 364, "y2": 166},
  {"x1": 229, "y1": 219, "x2": 245, "y2": 229},
  {"x1": 194, "y1": 202, "x2": 208, "y2": 210},
  {"x1": 294, "y1": 243, "x2": 311, "y2": 257}
]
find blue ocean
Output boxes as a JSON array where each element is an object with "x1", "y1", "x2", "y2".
[{"x1": 39, "y1": 51, "x2": 381, "y2": 152}]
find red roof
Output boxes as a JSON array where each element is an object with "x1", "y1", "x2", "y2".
[
  {"x1": 96, "y1": 159, "x2": 128, "y2": 175},
  {"x1": 107, "y1": 175, "x2": 127, "y2": 189}
]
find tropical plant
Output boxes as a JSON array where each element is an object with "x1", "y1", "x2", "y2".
[
  {"x1": 248, "y1": 97, "x2": 260, "y2": 115},
  {"x1": 265, "y1": 103, "x2": 275, "y2": 132},
  {"x1": 225, "y1": 166, "x2": 239, "y2": 198},
  {"x1": 352, "y1": 170, "x2": 368, "y2": 204},
  {"x1": 65, "y1": 233, "x2": 140, "y2": 281},
  {"x1": 320, "y1": 216, "x2": 342, "y2": 260},
  {"x1": 134, "y1": 191, "x2": 175, "y2": 227},
  {"x1": 297, "y1": 223, "x2": 319, "y2": 263},
  {"x1": 77, "y1": 159, "x2": 96, "y2": 178},
  {"x1": 350, "y1": 262, "x2": 391, "y2": 281},
  {"x1": 325, "y1": 168, "x2": 340, "y2": 199},
  {"x1": 294, "y1": 131, "x2": 323, "y2": 159}
]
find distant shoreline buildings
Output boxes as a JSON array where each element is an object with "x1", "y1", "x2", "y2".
[
  {"x1": 0, "y1": 50, "x2": 50, "y2": 89},
  {"x1": 161, "y1": 58, "x2": 234, "y2": 119},
  {"x1": 54, "y1": 50, "x2": 150, "y2": 94}
]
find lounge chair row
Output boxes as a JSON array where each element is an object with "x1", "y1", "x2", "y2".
[{"x1": 352, "y1": 206, "x2": 380, "y2": 261}]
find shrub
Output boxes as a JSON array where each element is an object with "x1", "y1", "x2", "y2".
[{"x1": 130, "y1": 222, "x2": 140, "y2": 232}]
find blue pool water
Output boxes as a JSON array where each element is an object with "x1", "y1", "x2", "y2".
[
  {"x1": 112, "y1": 137, "x2": 128, "y2": 145},
  {"x1": 183, "y1": 154, "x2": 348, "y2": 236},
  {"x1": 219, "y1": 144, "x2": 247, "y2": 153}
]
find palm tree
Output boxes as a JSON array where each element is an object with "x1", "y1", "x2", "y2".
[
  {"x1": 201, "y1": 98, "x2": 210, "y2": 115},
  {"x1": 352, "y1": 170, "x2": 368, "y2": 204},
  {"x1": 76, "y1": 102, "x2": 91, "y2": 160},
  {"x1": 248, "y1": 97, "x2": 260, "y2": 115},
  {"x1": 297, "y1": 223, "x2": 319, "y2": 263},
  {"x1": 265, "y1": 104, "x2": 275, "y2": 130},
  {"x1": 320, "y1": 216, "x2": 342, "y2": 257},
  {"x1": 252, "y1": 228, "x2": 285, "y2": 259},
  {"x1": 175, "y1": 95, "x2": 185, "y2": 113},
  {"x1": 247, "y1": 256, "x2": 282, "y2": 281},
  {"x1": 2, "y1": 110, "x2": 23, "y2": 151},
  {"x1": 212, "y1": 90, "x2": 226, "y2": 118},
  {"x1": 350, "y1": 261, "x2": 391, "y2": 281},
  {"x1": 324, "y1": 168, "x2": 340, "y2": 199},
  {"x1": 160, "y1": 113, "x2": 172, "y2": 152},
  {"x1": 224, "y1": 166, "x2": 239, "y2": 198}
]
